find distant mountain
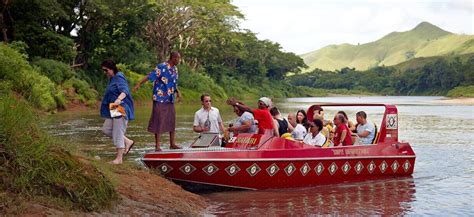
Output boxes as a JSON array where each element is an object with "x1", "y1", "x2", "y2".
[{"x1": 301, "y1": 22, "x2": 474, "y2": 71}]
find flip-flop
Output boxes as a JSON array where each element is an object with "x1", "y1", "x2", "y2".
[{"x1": 125, "y1": 141, "x2": 135, "y2": 155}]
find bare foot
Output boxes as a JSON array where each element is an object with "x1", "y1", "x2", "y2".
[
  {"x1": 170, "y1": 145, "x2": 181, "y2": 149},
  {"x1": 109, "y1": 159, "x2": 122, "y2": 164}
]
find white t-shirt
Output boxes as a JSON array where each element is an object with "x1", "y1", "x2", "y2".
[
  {"x1": 356, "y1": 122, "x2": 375, "y2": 144},
  {"x1": 303, "y1": 132, "x2": 326, "y2": 147},
  {"x1": 193, "y1": 107, "x2": 223, "y2": 134},
  {"x1": 233, "y1": 112, "x2": 258, "y2": 133},
  {"x1": 292, "y1": 124, "x2": 307, "y2": 140}
]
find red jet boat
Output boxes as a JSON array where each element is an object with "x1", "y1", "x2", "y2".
[{"x1": 142, "y1": 104, "x2": 416, "y2": 190}]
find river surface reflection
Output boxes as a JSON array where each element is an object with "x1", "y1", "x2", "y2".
[
  {"x1": 205, "y1": 178, "x2": 416, "y2": 216},
  {"x1": 43, "y1": 96, "x2": 474, "y2": 215}
]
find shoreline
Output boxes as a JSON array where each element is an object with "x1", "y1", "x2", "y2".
[{"x1": 436, "y1": 97, "x2": 474, "y2": 105}]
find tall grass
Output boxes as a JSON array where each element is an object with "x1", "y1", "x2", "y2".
[{"x1": 0, "y1": 91, "x2": 117, "y2": 212}]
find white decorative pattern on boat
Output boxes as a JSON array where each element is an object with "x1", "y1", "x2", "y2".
[
  {"x1": 225, "y1": 163, "x2": 241, "y2": 176},
  {"x1": 368, "y1": 161, "x2": 376, "y2": 174},
  {"x1": 266, "y1": 163, "x2": 280, "y2": 176},
  {"x1": 158, "y1": 163, "x2": 173, "y2": 174},
  {"x1": 391, "y1": 160, "x2": 399, "y2": 172},
  {"x1": 179, "y1": 163, "x2": 196, "y2": 175},
  {"x1": 379, "y1": 160, "x2": 388, "y2": 173},
  {"x1": 203, "y1": 163, "x2": 219, "y2": 176},
  {"x1": 285, "y1": 163, "x2": 296, "y2": 176},
  {"x1": 300, "y1": 163, "x2": 310, "y2": 176},
  {"x1": 246, "y1": 163, "x2": 261, "y2": 176},
  {"x1": 403, "y1": 160, "x2": 411, "y2": 172},
  {"x1": 342, "y1": 161, "x2": 351, "y2": 174},
  {"x1": 315, "y1": 162, "x2": 325, "y2": 176},
  {"x1": 355, "y1": 161, "x2": 364, "y2": 174},
  {"x1": 329, "y1": 162, "x2": 338, "y2": 175}
]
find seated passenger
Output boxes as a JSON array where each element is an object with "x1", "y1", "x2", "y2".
[
  {"x1": 292, "y1": 122, "x2": 307, "y2": 141},
  {"x1": 303, "y1": 119, "x2": 326, "y2": 147},
  {"x1": 227, "y1": 97, "x2": 277, "y2": 136},
  {"x1": 333, "y1": 114, "x2": 353, "y2": 146},
  {"x1": 337, "y1": 110, "x2": 356, "y2": 132},
  {"x1": 355, "y1": 111, "x2": 376, "y2": 144},
  {"x1": 287, "y1": 112, "x2": 297, "y2": 129},
  {"x1": 296, "y1": 109, "x2": 309, "y2": 130},
  {"x1": 313, "y1": 112, "x2": 330, "y2": 139},
  {"x1": 270, "y1": 107, "x2": 294, "y2": 137},
  {"x1": 311, "y1": 106, "x2": 332, "y2": 129},
  {"x1": 228, "y1": 106, "x2": 258, "y2": 134}
]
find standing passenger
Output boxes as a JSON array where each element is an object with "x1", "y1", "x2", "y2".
[
  {"x1": 100, "y1": 60, "x2": 135, "y2": 164},
  {"x1": 193, "y1": 93, "x2": 225, "y2": 137},
  {"x1": 133, "y1": 51, "x2": 182, "y2": 151}
]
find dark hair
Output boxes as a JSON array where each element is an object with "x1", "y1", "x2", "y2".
[
  {"x1": 101, "y1": 59, "x2": 119, "y2": 74},
  {"x1": 270, "y1": 107, "x2": 280, "y2": 116},
  {"x1": 296, "y1": 109, "x2": 308, "y2": 125},
  {"x1": 356, "y1": 111, "x2": 367, "y2": 119},
  {"x1": 313, "y1": 119, "x2": 323, "y2": 131},
  {"x1": 336, "y1": 114, "x2": 346, "y2": 124},
  {"x1": 337, "y1": 111, "x2": 349, "y2": 120},
  {"x1": 313, "y1": 105, "x2": 324, "y2": 114},
  {"x1": 200, "y1": 93, "x2": 210, "y2": 102},
  {"x1": 169, "y1": 51, "x2": 180, "y2": 59}
]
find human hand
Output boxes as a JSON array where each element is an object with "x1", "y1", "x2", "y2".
[
  {"x1": 176, "y1": 91, "x2": 182, "y2": 103},
  {"x1": 226, "y1": 97, "x2": 236, "y2": 105},
  {"x1": 113, "y1": 98, "x2": 122, "y2": 105},
  {"x1": 132, "y1": 84, "x2": 140, "y2": 93}
]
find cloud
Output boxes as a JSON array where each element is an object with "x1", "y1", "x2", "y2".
[{"x1": 232, "y1": 0, "x2": 473, "y2": 54}]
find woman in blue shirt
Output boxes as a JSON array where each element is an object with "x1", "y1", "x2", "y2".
[{"x1": 100, "y1": 60, "x2": 135, "y2": 164}]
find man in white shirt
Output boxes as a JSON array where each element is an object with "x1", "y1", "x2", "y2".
[
  {"x1": 356, "y1": 111, "x2": 376, "y2": 144},
  {"x1": 193, "y1": 94, "x2": 225, "y2": 137},
  {"x1": 303, "y1": 119, "x2": 326, "y2": 147}
]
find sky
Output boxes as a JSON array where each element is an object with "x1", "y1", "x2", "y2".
[{"x1": 231, "y1": 0, "x2": 473, "y2": 54}]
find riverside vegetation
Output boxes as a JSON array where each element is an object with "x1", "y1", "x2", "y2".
[{"x1": 0, "y1": 0, "x2": 473, "y2": 214}]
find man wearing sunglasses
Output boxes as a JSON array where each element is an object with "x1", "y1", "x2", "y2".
[{"x1": 193, "y1": 93, "x2": 225, "y2": 137}]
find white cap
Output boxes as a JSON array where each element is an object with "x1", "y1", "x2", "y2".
[{"x1": 259, "y1": 97, "x2": 272, "y2": 107}]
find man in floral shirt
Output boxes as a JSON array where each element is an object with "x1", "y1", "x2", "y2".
[{"x1": 134, "y1": 51, "x2": 182, "y2": 151}]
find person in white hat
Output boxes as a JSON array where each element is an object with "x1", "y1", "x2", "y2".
[{"x1": 226, "y1": 97, "x2": 278, "y2": 136}]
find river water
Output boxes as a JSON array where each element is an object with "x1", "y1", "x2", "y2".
[{"x1": 44, "y1": 96, "x2": 473, "y2": 215}]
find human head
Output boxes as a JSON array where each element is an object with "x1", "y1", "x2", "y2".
[
  {"x1": 356, "y1": 111, "x2": 367, "y2": 124},
  {"x1": 309, "y1": 119, "x2": 323, "y2": 134},
  {"x1": 296, "y1": 110, "x2": 307, "y2": 124},
  {"x1": 101, "y1": 59, "x2": 118, "y2": 77},
  {"x1": 287, "y1": 113, "x2": 296, "y2": 127},
  {"x1": 200, "y1": 93, "x2": 211, "y2": 109},
  {"x1": 258, "y1": 97, "x2": 272, "y2": 109},
  {"x1": 169, "y1": 51, "x2": 181, "y2": 66},
  {"x1": 337, "y1": 111, "x2": 349, "y2": 121},
  {"x1": 334, "y1": 114, "x2": 346, "y2": 126},
  {"x1": 233, "y1": 106, "x2": 244, "y2": 116},
  {"x1": 312, "y1": 105, "x2": 325, "y2": 120},
  {"x1": 270, "y1": 107, "x2": 280, "y2": 117}
]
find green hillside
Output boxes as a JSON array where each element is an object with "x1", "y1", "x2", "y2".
[{"x1": 301, "y1": 22, "x2": 474, "y2": 71}]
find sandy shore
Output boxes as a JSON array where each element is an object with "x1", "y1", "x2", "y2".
[{"x1": 436, "y1": 97, "x2": 474, "y2": 105}]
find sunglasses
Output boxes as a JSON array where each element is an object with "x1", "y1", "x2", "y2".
[
  {"x1": 204, "y1": 100, "x2": 212, "y2": 102},
  {"x1": 102, "y1": 68, "x2": 109, "y2": 72}
]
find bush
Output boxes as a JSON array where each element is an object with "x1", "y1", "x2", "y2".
[
  {"x1": 0, "y1": 93, "x2": 117, "y2": 211},
  {"x1": 32, "y1": 58, "x2": 75, "y2": 84},
  {"x1": 447, "y1": 85, "x2": 474, "y2": 97},
  {"x1": 0, "y1": 44, "x2": 61, "y2": 111},
  {"x1": 63, "y1": 78, "x2": 98, "y2": 106}
]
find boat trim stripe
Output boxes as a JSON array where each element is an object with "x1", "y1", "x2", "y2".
[
  {"x1": 142, "y1": 155, "x2": 416, "y2": 162},
  {"x1": 170, "y1": 178, "x2": 257, "y2": 190}
]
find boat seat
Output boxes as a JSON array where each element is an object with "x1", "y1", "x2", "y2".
[{"x1": 371, "y1": 123, "x2": 379, "y2": 144}]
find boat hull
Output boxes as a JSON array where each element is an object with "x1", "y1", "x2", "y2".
[{"x1": 142, "y1": 143, "x2": 415, "y2": 190}]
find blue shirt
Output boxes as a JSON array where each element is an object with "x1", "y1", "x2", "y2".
[
  {"x1": 149, "y1": 62, "x2": 178, "y2": 103},
  {"x1": 100, "y1": 72, "x2": 135, "y2": 120}
]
